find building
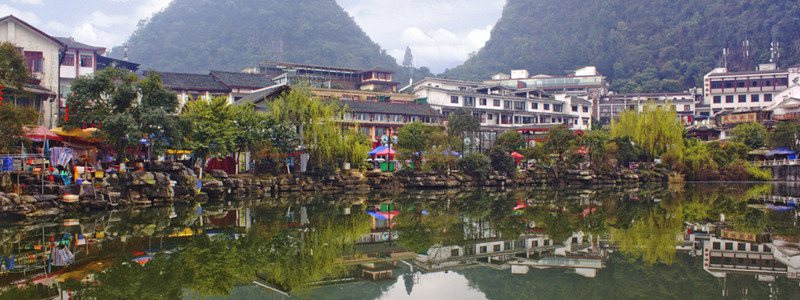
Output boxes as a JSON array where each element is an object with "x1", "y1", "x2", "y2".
[
  {"x1": 484, "y1": 66, "x2": 608, "y2": 96},
  {"x1": 155, "y1": 70, "x2": 275, "y2": 106},
  {"x1": 596, "y1": 92, "x2": 699, "y2": 126},
  {"x1": 258, "y1": 61, "x2": 399, "y2": 92},
  {"x1": 765, "y1": 84, "x2": 800, "y2": 121},
  {"x1": 702, "y1": 64, "x2": 796, "y2": 116},
  {"x1": 702, "y1": 233, "x2": 793, "y2": 281},
  {"x1": 55, "y1": 37, "x2": 106, "y2": 100},
  {"x1": 411, "y1": 77, "x2": 591, "y2": 133},
  {"x1": 334, "y1": 99, "x2": 443, "y2": 143},
  {"x1": 209, "y1": 70, "x2": 276, "y2": 102}
]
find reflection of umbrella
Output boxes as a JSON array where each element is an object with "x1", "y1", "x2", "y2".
[
  {"x1": 132, "y1": 255, "x2": 154, "y2": 266},
  {"x1": 51, "y1": 247, "x2": 74, "y2": 267},
  {"x1": 366, "y1": 210, "x2": 400, "y2": 220},
  {"x1": 25, "y1": 126, "x2": 64, "y2": 141}
]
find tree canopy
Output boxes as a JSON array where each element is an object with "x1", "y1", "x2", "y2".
[{"x1": 610, "y1": 105, "x2": 684, "y2": 159}]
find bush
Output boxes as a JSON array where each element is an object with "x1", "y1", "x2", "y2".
[
  {"x1": 489, "y1": 148, "x2": 517, "y2": 177},
  {"x1": 746, "y1": 164, "x2": 772, "y2": 181},
  {"x1": 459, "y1": 153, "x2": 491, "y2": 179}
]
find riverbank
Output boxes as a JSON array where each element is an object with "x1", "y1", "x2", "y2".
[{"x1": 0, "y1": 161, "x2": 673, "y2": 216}]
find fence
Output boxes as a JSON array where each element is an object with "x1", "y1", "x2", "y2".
[{"x1": 750, "y1": 159, "x2": 800, "y2": 167}]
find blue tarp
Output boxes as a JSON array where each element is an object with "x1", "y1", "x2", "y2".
[
  {"x1": 368, "y1": 146, "x2": 388, "y2": 156},
  {"x1": 766, "y1": 203, "x2": 796, "y2": 213},
  {"x1": 766, "y1": 147, "x2": 797, "y2": 157}
]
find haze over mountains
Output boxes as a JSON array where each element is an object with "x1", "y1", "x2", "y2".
[{"x1": 114, "y1": 0, "x2": 800, "y2": 92}]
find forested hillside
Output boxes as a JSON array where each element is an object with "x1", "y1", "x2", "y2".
[
  {"x1": 110, "y1": 0, "x2": 430, "y2": 83},
  {"x1": 443, "y1": 0, "x2": 800, "y2": 92}
]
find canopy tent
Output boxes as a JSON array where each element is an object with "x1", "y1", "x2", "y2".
[
  {"x1": 375, "y1": 148, "x2": 399, "y2": 156},
  {"x1": 52, "y1": 127, "x2": 101, "y2": 143},
  {"x1": 765, "y1": 147, "x2": 798, "y2": 158},
  {"x1": 367, "y1": 145, "x2": 389, "y2": 156},
  {"x1": 25, "y1": 126, "x2": 64, "y2": 142}
]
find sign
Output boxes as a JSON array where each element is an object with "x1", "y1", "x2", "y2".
[
  {"x1": 381, "y1": 135, "x2": 388, "y2": 144},
  {"x1": 391, "y1": 135, "x2": 398, "y2": 145},
  {"x1": 719, "y1": 112, "x2": 756, "y2": 125},
  {"x1": 720, "y1": 229, "x2": 757, "y2": 243},
  {"x1": 463, "y1": 137, "x2": 471, "y2": 146}
]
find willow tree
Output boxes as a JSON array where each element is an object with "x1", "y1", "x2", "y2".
[
  {"x1": 610, "y1": 103, "x2": 684, "y2": 159},
  {"x1": 269, "y1": 88, "x2": 369, "y2": 171}
]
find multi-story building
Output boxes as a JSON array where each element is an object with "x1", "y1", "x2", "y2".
[
  {"x1": 702, "y1": 64, "x2": 795, "y2": 116},
  {"x1": 258, "y1": 61, "x2": 399, "y2": 92},
  {"x1": 596, "y1": 92, "x2": 699, "y2": 126},
  {"x1": 55, "y1": 37, "x2": 107, "y2": 99},
  {"x1": 484, "y1": 66, "x2": 608, "y2": 96},
  {"x1": 412, "y1": 77, "x2": 592, "y2": 133},
  {"x1": 702, "y1": 233, "x2": 795, "y2": 281},
  {"x1": 156, "y1": 70, "x2": 275, "y2": 106}
]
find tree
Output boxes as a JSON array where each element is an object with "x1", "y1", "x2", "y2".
[
  {"x1": 543, "y1": 125, "x2": 573, "y2": 161},
  {"x1": 459, "y1": 152, "x2": 491, "y2": 179},
  {"x1": 402, "y1": 46, "x2": 413, "y2": 69},
  {"x1": 494, "y1": 130, "x2": 525, "y2": 153},
  {"x1": 0, "y1": 42, "x2": 29, "y2": 94},
  {"x1": 182, "y1": 96, "x2": 238, "y2": 173},
  {"x1": 0, "y1": 103, "x2": 38, "y2": 152},
  {"x1": 396, "y1": 121, "x2": 441, "y2": 170},
  {"x1": 770, "y1": 121, "x2": 799, "y2": 150},
  {"x1": 730, "y1": 122, "x2": 768, "y2": 149},
  {"x1": 446, "y1": 108, "x2": 479, "y2": 152},
  {"x1": 489, "y1": 147, "x2": 516, "y2": 176},
  {"x1": 610, "y1": 104, "x2": 684, "y2": 159}
]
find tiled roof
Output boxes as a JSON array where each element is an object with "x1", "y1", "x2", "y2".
[
  {"x1": 54, "y1": 37, "x2": 105, "y2": 51},
  {"x1": 335, "y1": 100, "x2": 441, "y2": 117},
  {"x1": 156, "y1": 72, "x2": 230, "y2": 92},
  {"x1": 570, "y1": 97, "x2": 592, "y2": 105},
  {"x1": 210, "y1": 70, "x2": 275, "y2": 89},
  {"x1": 360, "y1": 67, "x2": 395, "y2": 74},
  {"x1": 234, "y1": 84, "x2": 291, "y2": 106}
]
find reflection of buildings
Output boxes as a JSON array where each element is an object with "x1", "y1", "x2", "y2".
[{"x1": 414, "y1": 216, "x2": 605, "y2": 278}]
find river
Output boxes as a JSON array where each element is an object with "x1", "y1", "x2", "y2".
[{"x1": 1, "y1": 183, "x2": 799, "y2": 299}]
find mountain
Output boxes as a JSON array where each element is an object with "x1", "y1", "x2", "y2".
[
  {"x1": 111, "y1": 0, "x2": 429, "y2": 83},
  {"x1": 442, "y1": 0, "x2": 800, "y2": 93}
]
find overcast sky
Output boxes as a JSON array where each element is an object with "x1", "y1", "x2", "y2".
[{"x1": 1, "y1": 0, "x2": 505, "y2": 73}]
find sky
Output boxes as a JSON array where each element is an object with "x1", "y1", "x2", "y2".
[{"x1": 0, "y1": 0, "x2": 505, "y2": 73}]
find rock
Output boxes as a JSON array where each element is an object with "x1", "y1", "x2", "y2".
[
  {"x1": 208, "y1": 169, "x2": 228, "y2": 179},
  {"x1": 154, "y1": 172, "x2": 169, "y2": 185},
  {"x1": 202, "y1": 179, "x2": 224, "y2": 190},
  {"x1": 131, "y1": 172, "x2": 156, "y2": 185},
  {"x1": 6, "y1": 193, "x2": 20, "y2": 204}
]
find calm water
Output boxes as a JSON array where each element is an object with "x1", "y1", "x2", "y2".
[{"x1": 1, "y1": 183, "x2": 799, "y2": 299}]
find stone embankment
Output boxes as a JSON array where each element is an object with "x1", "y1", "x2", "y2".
[{"x1": 0, "y1": 162, "x2": 668, "y2": 215}]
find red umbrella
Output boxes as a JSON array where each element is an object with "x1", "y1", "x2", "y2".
[
  {"x1": 25, "y1": 126, "x2": 64, "y2": 141},
  {"x1": 510, "y1": 152, "x2": 524, "y2": 158},
  {"x1": 375, "y1": 148, "x2": 399, "y2": 156}
]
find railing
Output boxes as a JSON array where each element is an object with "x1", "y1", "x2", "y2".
[{"x1": 751, "y1": 159, "x2": 800, "y2": 167}]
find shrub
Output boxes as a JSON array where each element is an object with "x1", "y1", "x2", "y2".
[
  {"x1": 489, "y1": 148, "x2": 517, "y2": 177},
  {"x1": 746, "y1": 164, "x2": 772, "y2": 181},
  {"x1": 459, "y1": 153, "x2": 491, "y2": 179}
]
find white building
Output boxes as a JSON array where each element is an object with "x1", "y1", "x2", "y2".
[{"x1": 702, "y1": 63, "x2": 793, "y2": 116}]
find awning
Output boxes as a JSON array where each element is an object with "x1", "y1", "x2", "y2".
[
  {"x1": 25, "y1": 126, "x2": 64, "y2": 142},
  {"x1": 367, "y1": 146, "x2": 388, "y2": 156},
  {"x1": 375, "y1": 148, "x2": 399, "y2": 156},
  {"x1": 766, "y1": 147, "x2": 797, "y2": 157},
  {"x1": 52, "y1": 127, "x2": 101, "y2": 143}
]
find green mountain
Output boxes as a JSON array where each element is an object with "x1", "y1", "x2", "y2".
[
  {"x1": 443, "y1": 0, "x2": 800, "y2": 93},
  {"x1": 111, "y1": 0, "x2": 429, "y2": 83}
]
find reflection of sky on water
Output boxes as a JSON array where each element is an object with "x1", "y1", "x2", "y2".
[
  {"x1": 378, "y1": 273, "x2": 486, "y2": 300},
  {"x1": 197, "y1": 271, "x2": 486, "y2": 300}
]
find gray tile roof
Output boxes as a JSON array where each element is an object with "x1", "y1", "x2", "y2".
[
  {"x1": 335, "y1": 100, "x2": 441, "y2": 117},
  {"x1": 233, "y1": 84, "x2": 291, "y2": 106},
  {"x1": 54, "y1": 37, "x2": 105, "y2": 51},
  {"x1": 210, "y1": 70, "x2": 275, "y2": 89},
  {"x1": 156, "y1": 72, "x2": 230, "y2": 92}
]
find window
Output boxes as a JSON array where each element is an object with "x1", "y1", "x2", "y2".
[
  {"x1": 712, "y1": 242, "x2": 721, "y2": 250},
  {"x1": 738, "y1": 243, "x2": 746, "y2": 251},
  {"x1": 777, "y1": 77, "x2": 789, "y2": 86},
  {"x1": 62, "y1": 53, "x2": 75, "y2": 66},
  {"x1": 684, "y1": 105, "x2": 691, "y2": 111},
  {"x1": 479, "y1": 246, "x2": 487, "y2": 253},
  {"x1": 504, "y1": 100, "x2": 512, "y2": 109},
  {"x1": 764, "y1": 79, "x2": 772, "y2": 87},
  {"x1": 480, "y1": 98, "x2": 487, "y2": 105},
  {"x1": 493, "y1": 244, "x2": 501, "y2": 252},
  {"x1": 751, "y1": 94, "x2": 759, "y2": 102},
  {"x1": 738, "y1": 95, "x2": 746, "y2": 103},
  {"x1": 531, "y1": 102, "x2": 538, "y2": 110},
  {"x1": 450, "y1": 96, "x2": 459, "y2": 104},
  {"x1": 725, "y1": 242, "x2": 733, "y2": 250},
  {"x1": 713, "y1": 96, "x2": 721, "y2": 103},
  {"x1": 514, "y1": 101, "x2": 525, "y2": 111},
  {"x1": 750, "y1": 244, "x2": 759, "y2": 252},
  {"x1": 493, "y1": 99, "x2": 500, "y2": 106},
  {"x1": 736, "y1": 80, "x2": 746, "y2": 88},
  {"x1": 572, "y1": 105, "x2": 578, "y2": 112},
  {"x1": 374, "y1": 114, "x2": 387, "y2": 122},
  {"x1": 764, "y1": 94, "x2": 772, "y2": 102},
  {"x1": 724, "y1": 81, "x2": 734, "y2": 88},
  {"x1": 360, "y1": 127, "x2": 370, "y2": 136},
  {"x1": 725, "y1": 95, "x2": 734, "y2": 103},
  {"x1": 710, "y1": 256, "x2": 722, "y2": 264},
  {"x1": 710, "y1": 81, "x2": 722, "y2": 89},
  {"x1": 80, "y1": 55, "x2": 92, "y2": 67},
  {"x1": 24, "y1": 51, "x2": 43, "y2": 72},
  {"x1": 751, "y1": 80, "x2": 760, "y2": 87},
  {"x1": 543, "y1": 103, "x2": 550, "y2": 110},
  {"x1": 553, "y1": 104, "x2": 563, "y2": 112},
  {"x1": 488, "y1": 114, "x2": 493, "y2": 120},
  {"x1": 582, "y1": 106, "x2": 589, "y2": 113},
  {"x1": 451, "y1": 249, "x2": 460, "y2": 257},
  {"x1": 532, "y1": 240, "x2": 538, "y2": 247},
  {"x1": 375, "y1": 127, "x2": 387, "y2": 137}
]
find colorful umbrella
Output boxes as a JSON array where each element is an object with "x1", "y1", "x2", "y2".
[
  {"x1": 132, "y1": 255, "x2": 154, "y2": 266},
  {"x1": 366, "y1": 210, "x2": 400, "y2": 220},
  {"x1": 375, "y1": 148, "x2": 399, "y2": 156},
  {"x1": 25, "y1": 126, "x2": 64, "y2": 141},
  {"x1": 51, "y1": 247, "x2": 74, "y2": 267}
]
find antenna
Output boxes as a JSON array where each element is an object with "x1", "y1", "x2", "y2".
[
  {"x1": 722, "y1": 48, "x2": 728, "y2": 68},
  {"x1": 770, "y1": 41, "x2": 780, "y2": 63}
]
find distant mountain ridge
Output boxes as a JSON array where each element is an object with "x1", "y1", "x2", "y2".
[
  {"x1": 111, "y1": 0, "x2": 429, "y2": 83},
  {"x1": 443, "y1": 0, "x2": 800, "y2": 93}
]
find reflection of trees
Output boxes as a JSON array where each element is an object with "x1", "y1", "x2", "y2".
[{"x1": 611, "y1": 207, "x2": 682, "y2": 265}]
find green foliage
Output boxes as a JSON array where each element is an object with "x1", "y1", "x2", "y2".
[
  {"x1": 730, "y1": 122, "x2": 768, "y2": 149},
  {"x1": 443, "y1": 0, "x2": 800, "y2": 93},
  {"x1": 446, "y1": 108, "x2": 480, "y2": 151},
  {"x1": 0, "y1": 41, "x2": 30, "y2": 97},
  {"x1": 113, "y1": 0, "x2": 433, "y2": 85},
  {"x1": 770, "y1": 121, "x2": 800, "y2": 150},
  {"x1": 0, "y1": 103, "x2": 37, "y2": 152},
  {"x1": 182, "y1": 96, "x2": 238, "y2": 162},
  {"x1": 610, "y1": 104, "x2": 684, "y2": 159},
  {"x1": 612, "y1": 207, "x2": 683, "y2": 265},
  {"x1": 494, "y1": 130, "x2": 525, "y2": 153},
  {"x1": 542, "y1": 125, "x2": 573, "y2": 160},
  {"x1": 459, "y1": 152, "x2": 491, "y2": 180},
  {"x1": 396, "y1": 121, "x2": 442, "y2": 169},
  {"x1": 489, "y1": 148, "x2": 516, "y2": 177},
  {"x1": 746, "y1": 163, "x2": 772, "y2": 181}
]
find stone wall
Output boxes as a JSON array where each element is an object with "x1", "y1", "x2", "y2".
[{"x1": 769, "y1": 165, "x2": 800, "y2": 181}]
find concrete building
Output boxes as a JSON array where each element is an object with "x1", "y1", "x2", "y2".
[
  {"x1": 702, "y1": 64, "x2": 791, "y2": 116},
  {"x1": 258, "y1": 62, "x2": 399, "y2": 92},
  {"x1": 484, "y1": 66, "x2": 608, "y2": 96},
  {"x1": 597, "y1": 92, "x2": 699, "y2": 126}
]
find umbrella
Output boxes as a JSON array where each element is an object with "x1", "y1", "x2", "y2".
[
  {"x1": 25, "y1": 126, "x2": 64, "y2": 142},
  {"x1": 51, "y1": 247, "x2": 74, "y2": 267},
  {"x1": 510, "y1": 152, "x2": 524, "y2": 158},
  {"x1": 765, "y1": 147, "x2": 797, "y2": 157},
  {"x1": 52, "y1": 127, "x2": 101, "y2": 143},
  {"x1": 375, "y1": 148, "x2": 399, "y2": 156},
  {"x1": 132, "y1": 255, "x2": 154, "y2": 266},
  {"x1": 367, "y1": 146, "x2": 388, "y2": 156},
  {"x1": 442, "y1": 148, "x2": 460, "y2": 156}
]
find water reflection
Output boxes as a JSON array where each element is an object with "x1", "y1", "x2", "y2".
[{"x1": 0, "y1": 183, "x2": 799, "y2": 299}]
